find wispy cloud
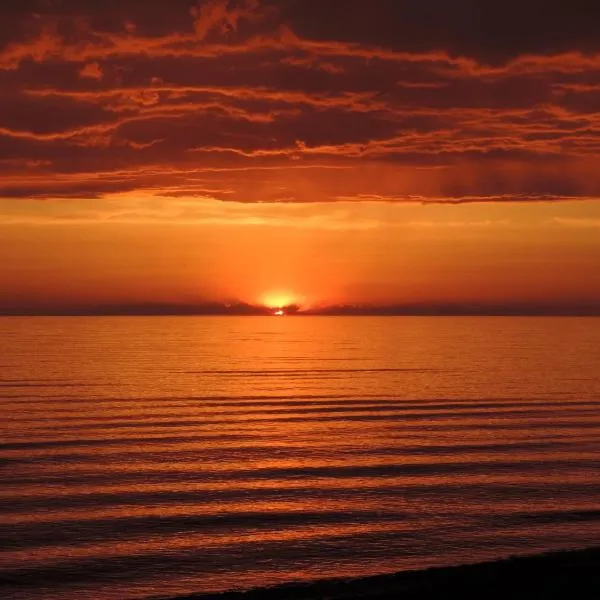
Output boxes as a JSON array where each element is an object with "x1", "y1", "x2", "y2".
[
  {"x1": 1, "y1": 2, "x2": 600, "y2": 204},
  {"x1": 553, "y1": 217, "x2": 600, "y2": 228}
]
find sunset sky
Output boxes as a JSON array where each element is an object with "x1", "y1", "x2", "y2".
[{"x1": 1, "y1": 0, "x2": 600, "y2": 313}]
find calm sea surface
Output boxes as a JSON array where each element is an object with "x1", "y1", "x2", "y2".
[{"x1": 1, "y1": 316, "x2": 599, "y2": 599}]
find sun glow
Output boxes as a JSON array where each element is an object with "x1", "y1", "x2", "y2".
[
  {"x1": 260, "y1": 291, "x2": 299, "y2": 309},
  {"x1": 273, "y1": 309, "x2": 285, "y2": 316}
]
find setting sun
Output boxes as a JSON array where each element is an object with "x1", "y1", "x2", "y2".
[{"x1": 260, "y1": 291, "x2": 300, "y2": 309}]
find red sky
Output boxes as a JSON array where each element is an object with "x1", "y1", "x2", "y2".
[{"x1": 1, "y1": 0, "x2": 599, "y2": 313}]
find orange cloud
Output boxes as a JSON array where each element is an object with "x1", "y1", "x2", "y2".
[
  {"x1": 79, "y1": 62, "x2": 103, "y2": 80},
  {"x1": 1, "y1": 2, "x2": 600, "y2": 204}
]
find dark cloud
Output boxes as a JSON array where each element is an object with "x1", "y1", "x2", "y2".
[
  {"x1": 281, "y1": 0, "x2": 600, "y2": 64},
  {"x1": 1, "y1": 0, "x2": 600, "y2": 202}
]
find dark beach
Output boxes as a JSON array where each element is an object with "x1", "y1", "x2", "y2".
[{"x1": 165, "y1": 546, "x2": 600, "y2": 600}]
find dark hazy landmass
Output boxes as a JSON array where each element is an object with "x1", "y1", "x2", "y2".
[
  {"x1": 162, "y1": 546, "x2": 600, "y2": 600},
  {"x1": 1, "y1": 301, "x2": 599, "y2": 316}
]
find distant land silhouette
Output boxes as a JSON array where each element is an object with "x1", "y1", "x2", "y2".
[{"x1": 1, "y1": 301, "x2": 599, "y2": 316}]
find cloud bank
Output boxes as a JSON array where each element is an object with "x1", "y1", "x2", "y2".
[{"x1": 1, "y1": 0, "x2": 600, "y2": 204}]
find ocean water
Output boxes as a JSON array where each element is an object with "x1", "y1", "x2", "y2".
[{"x1": 1, "y1": 316, "x2": 599, "y2": 599}]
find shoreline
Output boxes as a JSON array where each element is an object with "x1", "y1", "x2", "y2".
[{"x1": 162, "y1": 546, "x2": 600, "y2": 599}]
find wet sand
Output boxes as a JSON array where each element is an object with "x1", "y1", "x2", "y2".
[{"x1": 165, "y1": 546, "x2": 600, "y2": 599}]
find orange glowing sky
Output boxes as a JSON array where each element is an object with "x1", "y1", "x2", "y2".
[{"x1": 1, "y1": 1, "x2": 599, "y2": 313}]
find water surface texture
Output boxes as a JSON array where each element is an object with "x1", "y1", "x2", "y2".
[{"x1": 1, "y1": 316, "x2": 599, "y2": 599}]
